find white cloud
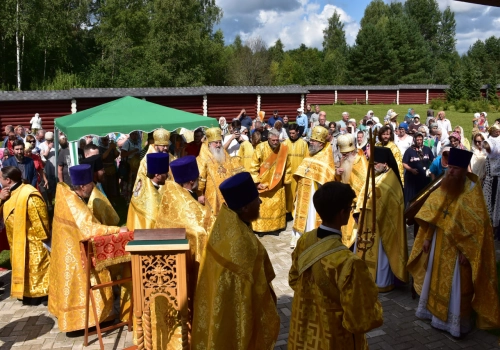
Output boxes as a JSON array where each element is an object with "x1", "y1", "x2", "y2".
[{"x1": 236, "y1": 2, "x2": 359, "y2": 49}]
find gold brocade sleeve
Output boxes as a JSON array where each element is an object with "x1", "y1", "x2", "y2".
[
  {"x1": 249, "y1": 143, "x2": 265, "y2": 183},
  {"x1": 27, "y1": 195, "x2": 50, "y2": 241},
  {"x1": 88, "y1": 187, "x2": 120, "y2": 226},
  {"x1": 338, "y1": 257, "x2": 384, "y2": 334}
]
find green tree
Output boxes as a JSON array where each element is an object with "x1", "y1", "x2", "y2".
[
  {"x1": 268, "y1": 39, "x2": 285, "y2": 63},
  {"x1": 359, "y1": 0, "x2": 390, "y2": 28},
  {"x1": 321, "y1": 10, "x2": 348, "y2": 84}
]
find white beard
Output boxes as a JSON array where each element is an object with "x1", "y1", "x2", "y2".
[
  {"x1": 309, "y1": 144, "x2": 323, "y2": 156},
  {"x1": 341, "y1": 153, "x2": 356, "y2": 184},
  {"x1": 210, "y1": 147, "x2": 225, "y2": 164}
]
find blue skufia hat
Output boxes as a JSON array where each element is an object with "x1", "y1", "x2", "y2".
[
  {"x1": 219, "y1": 172, "x2": 259, "y2": 210},
  {"x1": 147, "y1": 153, "x2": 169, "y2": 175},
  {"x1": 398, "y1": 122, "x2": 408, "y2": 131},
  {"x1": 69, "y1": 164, "x2": 93, "y2": 186},
  {"x1": 448, "y1": 148, "x2": 472, "y2": 169},
  {"x1": 170, "y1": 155, "x2": 199, "y2": 184}
]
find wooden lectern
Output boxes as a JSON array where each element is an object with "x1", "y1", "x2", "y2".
[{"x1": 125, "y1": 229, "x2": 190, "y2": 350}]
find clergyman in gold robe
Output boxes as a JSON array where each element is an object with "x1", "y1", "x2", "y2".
[
  {"x1": 335, "y1": 134, "x2": 368, "y2": 248},
  {"x1": 354, "y1": 147, "x2": 408, "y2": 292},
  {"x1": 288, "y1": 182, "x2": 383, "y2": 349},
  {"x1": 192, "y1": 172, "x2": 279, "y2": 349},
  {"x1": 0, "y1": 166, "x2": 50, "y2": 302},
  {"x1": 376, "y1": 125, "x2": 404, "y2": 186},
  {"x1": 291, "y1": 126, "x2": 336, "y2": 248},
  {"x1": 408, "y1": 148, "x2": 500, "y2": 337},
  {"x1": 48, "y1": 164, "x2": 127, "y2": 332},
  {"x1": 249, "y1": 128, "x2": 291, "y2": 235},
  {"x1": 283, "y1": 124, "x2": 308, "y2": 217},
  {"x1": 127, "y1": 153, "x2": 170, "y2": 230},
  {"x1": 196, "y1": 127, "x2": 241, "y2": 215},
  {"x1": 152, "y1": 155, "x2": 214, "y2": 350}
]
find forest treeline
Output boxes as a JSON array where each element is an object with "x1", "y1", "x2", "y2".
[{"x1": 1, "y1": 0, "x2": 499, "y2": 97}]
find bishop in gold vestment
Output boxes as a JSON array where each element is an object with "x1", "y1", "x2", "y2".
[
  {"x1": 376, "y1": 125, "x2": 404, "y2": 186},
  {"x1": 151, "y1": 156, "x2": 214, "y2": 350},
  {"x1": 0, "y1": 167, "x2": 50, "y2": 300},
  {"x1": 335, "y1": 135, "x2": 368, "y2": 248},
  {"x1": 292, "y1": 127, "x2": 336, "y2": 247},
  {"x1": 49, "y1": 165, "x2": 123, "y2": 332},
  {"x1": 192, "y1": 173, "x2": 279, "y2": 349},
  {"x1": 355, "y1": 147, "x2": 408, "y2": 292},
  {"x1": 127, "y1": 153, "x2": 170, "y2": 230},
  {"x1": 249, "y1": 130, "x2": 291, "y2": 234},
  {"x1": 197, "y1": 128, "x2": 242, "y2": 215},
  {"x1": 408, "y1": 149, "x2": 500, "y2": 336},
  {"x1": 283, "y1": 125, "x2": 308, "y2": 215}
]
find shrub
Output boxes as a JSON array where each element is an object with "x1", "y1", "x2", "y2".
[
  {"x1": 473, "y1": 99, "x2": 490, "y2": 113},
  {"x1": 430, "y1": 98, "x2": 444, "y2": 110},
  {"x1": 336, "y1": 100, "x2": 347, "y2": 105}
]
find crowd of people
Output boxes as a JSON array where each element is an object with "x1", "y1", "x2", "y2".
[{"x1": 0, "y1": 103, "x2": 499, "y2": 349}]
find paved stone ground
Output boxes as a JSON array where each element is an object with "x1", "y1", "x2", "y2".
[{"x1": 0, "y1": 222, "x2": 499, "y2": 349}]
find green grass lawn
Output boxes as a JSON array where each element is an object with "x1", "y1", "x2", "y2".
[{"x1": 319, "y1": 104, "x2": 500, "y2": 142}]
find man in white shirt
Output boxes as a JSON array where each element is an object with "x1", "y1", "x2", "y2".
[
  {"x1": 337, "y1": 112, "x2": 350, "y2": 133},
  {"x1": 395, "y1": 123, "x2": 413, "y2": 156},
  {"x1": 223, "y1": 120, "x2": 248, "y2": 156},
  {"x1": 30, "y1": 113, "x2": 42, "y2": 133},
  {"x1": 436, "y1": 111, "x2": 452, "y2": 134}
]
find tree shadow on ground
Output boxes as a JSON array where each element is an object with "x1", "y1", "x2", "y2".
[{"x1": 0, "y1": 315, "x2": 55, "y2": 350}]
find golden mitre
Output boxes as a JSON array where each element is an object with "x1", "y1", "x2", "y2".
[
  {"x1": 206, "y1": 127, "x2": 222, "y2": 143},
  {"x1": 310, "y1": 126, "x2": 328, "y2": 143},
  {"x1": 337, "y1": 134, "x2": 355, "y2": 153},
  {"x1": 153, "y1": 128, "x2": 171, "y2": 146}
]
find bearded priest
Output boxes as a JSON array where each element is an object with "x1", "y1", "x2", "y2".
[
  {"x1": 376, "y1": 125, "x2": 405, "y2": 186},
  {"x1": 197, "y1": 127, "x2": 242, "y2": 215},
  {"x1": 354, "y1": 147, "x2": 408, "y2": 292},
  {"x1": 192, "y1": 172, "x2": 279, "y2": 349},
  {"x1": 408, "y1": 148, "x2": 500, "y2": 337},
  {"x1": 335, "y1": 134, "x2": 368, "y2": 248},
  {"x1": 249, "y1": 128, "x2": 291, "y2": 236},
  {"x1": 291, "y1": 126, "x2": 336, "y2": 248}
]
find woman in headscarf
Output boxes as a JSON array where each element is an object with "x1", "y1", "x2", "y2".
[
  {"x1": 274, "y1": 120, "x2": 288, "y2": 142},
  {"x1": 356, "y1": 130, "x2": 369, "y2": 159},
  {"x1": 219, "y1": 116, "x2": 229, "y2": 137},
  {"x1": 404, "y1": 108, "x2": 415, "y2": 124},
  {"x1": 448, "y1": 132, "x2": 466, "y2": 150},
  {"x1": 452, "y1": 125, "x2": 471, "y2": 150},
  {"x1": 471, "y1": 132, "x2": 487, "y2": 184},
  {"x1": 426, "y1": 109, "x2": 434, "y2": 126}
]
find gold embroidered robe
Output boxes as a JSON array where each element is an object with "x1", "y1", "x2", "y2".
[
  {"x1": 407, "y1": 173, "x2": 500, "y2": 330},
  {"x1": 192, "y1": 205, "x2": 280, "y2": 349},
  {"x1": 375, "y1": 141, "x2": 404, "y2": 186},
  {"x1": 196, "y1": 144, "x2": 241, "y2": 215},
  {"x1": 134, "y1": 146, "x2": 177, "y2": 187},
  {"x1": 288, "y1": 229, "x2": 383, "y2": 350},
  {"x1": 48, "y1": 183, "x2": 121, "y2": 332},
  {"x1": 127, "y1": 174, "x2": 162, "y2": 230},
  {"x1": 293, "y1": 144, "x2": 336, "y2": 234},
  {"x1": 284, "y1": 138, "x2": 308, "y2": 214},
  {"x1": 336, "y1": 151, "x2": 368, "y2": 248},
  {"x1": 354, "y1": 169, "x2": 408, "y2": 290},
  {"x1": 88, "y1": 187, "x2": 120, "y2": 226},
  {"x1": 249, "y1": 142, "x2": 291, "y2": 233},
  {"x1": 148, "y1": 181, "x2": 214, "y2": 350},
  {"x1": 237, "y1": 140, "x2": 255, "y2": 172},
  {"x1": 2, "y1": 184, "x2": 50, "y2": 299}
]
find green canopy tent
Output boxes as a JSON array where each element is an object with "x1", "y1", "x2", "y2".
[{"x1": 54, "y1": 96, "x2": 216, "y2": 165}]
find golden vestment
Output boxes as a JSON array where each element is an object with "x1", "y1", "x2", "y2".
[
  {"x1": 197, "y1": 144, "x2": 242, "y2": 215},
  {"x1": 192, "y1": 205, "x2": 280, "y2": 349},
  {"x1": 249, "y1": 142, "x2": 291, "y2": 233},
  {"x1": 127, "y1": 174, "x2": 162, "y2": 230},
  {"x1": 355, "y1": 169, "x2": 408, "y2": 290},
  {"x1": 48, "y1": 183, "x2": 122, "y2": 332},
  {"x1": 407, "y1": 174, "x2": 500, "y2": 330},
  {"x1": 2, "y1": 184, "x2": 50, "y2": 299},
  {"x1": 336, "y1": 152, "x2": 368, "y2": 248},
  {"x1": 237, "y1": 140, "x2": 255, "y2": 172},
  {"x1": 288, "y1": 229, "x2": 383, "y2": 349},
  {"x1": 375, "y1": 141, "x2": 404, "y2": 186},
  {"x1": 151, "y1": 180, "x2": 215, "y2": 350},
  {"x1": 293, "y1": 144, "x2": 336, "y2": 234},
  {"x1": 88, "y1": 187, "x2": 120, "y2": 226},
  {"x1": 284, "y1": 138, "x2": 308, "y2": 214}
]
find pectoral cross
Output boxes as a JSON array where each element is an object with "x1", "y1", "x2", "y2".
[
  {"x1": 304, "y1": 161, "x2": 311, "y2": 175},
  {"x1": 442, "y1": 209, "x2": 449, "y2": 218}
]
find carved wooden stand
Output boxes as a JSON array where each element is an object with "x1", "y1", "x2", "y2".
[{"x1": 125, "y1": 240, "x2": 190, "y2": 350}]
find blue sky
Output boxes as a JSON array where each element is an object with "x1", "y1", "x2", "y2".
[{"x1": 215, "y1": 0, "x2": 500, "y2": 54}]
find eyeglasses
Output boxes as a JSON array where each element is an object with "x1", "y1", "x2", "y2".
[
  {"x1": 27, "y1": 140, "x2": 35, "y2": 143},
  {"x1": 475, "y1": 140, "x2": 482, "y2": 143}
]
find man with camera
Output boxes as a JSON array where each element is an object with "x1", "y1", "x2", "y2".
[{"x1": 223, "y1": 120, "x2": 248, "y2": 157}]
